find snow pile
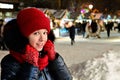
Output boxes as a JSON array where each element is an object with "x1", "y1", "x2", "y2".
[{"x1": 70, "y1": 50, "x2": 120, "y2": 80}]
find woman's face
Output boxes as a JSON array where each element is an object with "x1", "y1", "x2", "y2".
[{"x1": 28, "y1": 29, "x2": 48, "y2": 51}]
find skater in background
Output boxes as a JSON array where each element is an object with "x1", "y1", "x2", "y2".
[
  {"x1": 81, "y1": 21, "x2": 87, "y2": 38},
  {"x1": 65, "y1": 21, "x2": 75, "y2": 45},
  {"x1": 105, "y1": 21, "x2": 113, "y2": 38}
]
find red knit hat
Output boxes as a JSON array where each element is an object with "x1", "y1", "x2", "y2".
[{"x1": 17, "y1": 7, "x2": 50, "y2": 37}]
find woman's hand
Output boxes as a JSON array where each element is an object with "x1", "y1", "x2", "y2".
[{"x1": 44, "y1": 40, "x2": 56, "y2": 61}]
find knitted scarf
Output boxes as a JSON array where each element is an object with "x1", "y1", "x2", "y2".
[{"x1": 10, "y1": 50, "x2": 49, "y2": 70}]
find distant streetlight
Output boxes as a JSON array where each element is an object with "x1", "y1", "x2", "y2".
[{"x1": 89, "y1": 4, "x2": 93, "y2": 10}]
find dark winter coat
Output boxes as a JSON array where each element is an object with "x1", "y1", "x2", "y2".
[
  {"x1": 68, "y1": 26, "x2": 75, "y2": 40},
  {"x1": 1, "y1": 53, "x2": 72, "y2": 80},
  {"x1": 91, "y1": 21, "x2": 98, "y2": 33}
]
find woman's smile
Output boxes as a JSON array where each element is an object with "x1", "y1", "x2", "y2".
[{"x1": 28, "y1": 29, "x2": 48, "y2": 51}]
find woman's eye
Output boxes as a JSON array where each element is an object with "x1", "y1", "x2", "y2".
[
  {"x1": 32, "y1": 30, "x2": 48, "y2": 35},
  {"x1": 43, "y1": 31, "x2": 47, "y2": 35},
  {"x1": 33, "y1": 32, "x2": 39, "y2": 35}
]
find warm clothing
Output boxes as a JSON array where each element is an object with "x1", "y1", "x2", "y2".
[
  {"x1": 17, "y1": 7, "x2": 50, "y2": 37},
  {"x1": 1, "y1": 53, "x2": 72, "y2": 80},
  {"x1": 8, "y1": 40, "x2": 56, "y2": 71},
  {"x1": 105, "y1": 22, "x2": 113, "y2": 37},
  {"x1": 9, "y1": 46, "x2": 48, "y2": 71},
  {"x1": 1, "y1": 8, "x2": 72, "y2": 80},
  {"x1": 91, "y1": 21, "x2": 98, "y2": 33},
  {"x1": 68, "y1": 25, "x2": 75, "y2": 41}
]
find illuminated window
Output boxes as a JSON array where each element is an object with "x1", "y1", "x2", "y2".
[{"x1": 0, "y1": 3, "x2": 13, "y2": 9}]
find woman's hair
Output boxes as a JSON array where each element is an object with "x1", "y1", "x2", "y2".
[
  {"x1": 48, "y1": 30, "x2": 56, "y2": 43},
  {"x1": 3, "y1": 19, "x2": 28, "y2": 53},
  {"x1": 3, "y1": 18, "x2": 55, "y2": 52}
]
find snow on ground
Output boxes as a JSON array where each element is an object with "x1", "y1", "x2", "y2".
[{"x1": 70, "y1": 50, "x2": 120, "y2": 80}]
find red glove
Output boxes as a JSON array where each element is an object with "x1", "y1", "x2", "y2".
[
  {"x1": 21, "y1": 44, "x2": 39, "y2": 67},
  {"x1": 44, "y1": 40, "x2": 56, "y2": 61}
]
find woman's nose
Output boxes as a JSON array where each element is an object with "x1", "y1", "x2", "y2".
[{"x1": 38, "y1": 34, "x2": 44, "y2": 41}]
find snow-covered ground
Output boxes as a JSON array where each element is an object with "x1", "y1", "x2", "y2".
[
  {"x1": 54, "y1": 31, "x2": 120, "y2": 80},
  {"x1": 69, "y1": 50, "x2": 120, "y2": 80}
]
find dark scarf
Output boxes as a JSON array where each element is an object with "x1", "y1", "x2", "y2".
[{"x1": 10, "y1": 50, "x2": 49, "y2": 70}]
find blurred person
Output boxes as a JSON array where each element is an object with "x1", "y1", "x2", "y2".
[
  {"x1": 0, "y1": 19, "x2": 7, "y2": 50},
  {"x1": 81, "y1": 21, "x2": 87, "y2": 38},
  {"x1": 66, "y1": 21, "x2": 75, "y2": 45},
  {"x1": 86, "y1": 20, "x2": 101, "y2": 38},
  {"x1": 105, "y1": 21, "x2": 113, "y2": 38},
  {"x1": 117, "y1": 23, "x2": 120, "y2": 32},
  {"x1": 91, "y1": 20, "x2": 98, "y2": 33},
  {"x1": 1, "y1": 7, "x2": 72, "y2": 80},
  {"x1": 75, "y1": 22, "x2": 81, "y2": 35}
]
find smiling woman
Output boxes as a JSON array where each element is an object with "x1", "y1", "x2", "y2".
[
  {"x1": 28, "y1": 29, "x2": 48, "y2": 51},
  {"x1": 1, "y1": 7, "x2": 72, "y2": 80}
]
